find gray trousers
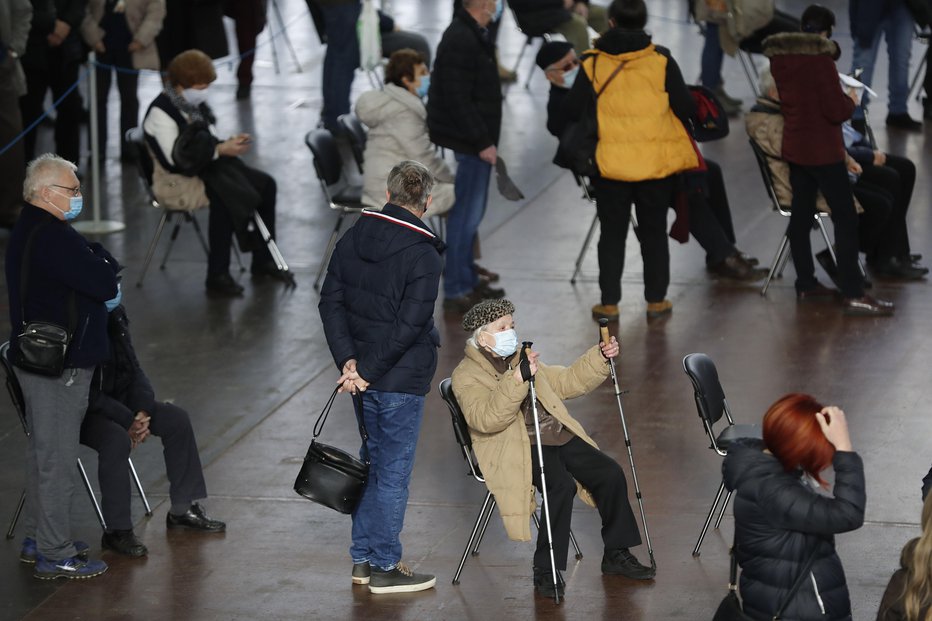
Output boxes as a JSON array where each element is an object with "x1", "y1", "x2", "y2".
[{"x1": 17, "y1": 366, "x2": 93, "y2": 561}]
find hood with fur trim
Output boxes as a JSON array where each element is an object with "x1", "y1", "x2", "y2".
[{"x1": 763, "y1": 32, "x2": 841, "y2": 61}]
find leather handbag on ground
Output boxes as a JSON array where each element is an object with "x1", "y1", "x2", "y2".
[
  {"x1": 12, "y1": 222, "x2": 76, "y2": 377},
  {"x1": 294, "y1": 387, "x2": 369, "y2": 514}
]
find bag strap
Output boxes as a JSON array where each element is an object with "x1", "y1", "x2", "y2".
[
  {"x1": 19, "y1": 220, "x2": 77, "y2": 333},
  {"x1": 590, "y1": 53, "x2": 626, "y2": 98},
  {"x1": 312, "y1": 385, "x2": 371, "y2": 464}
]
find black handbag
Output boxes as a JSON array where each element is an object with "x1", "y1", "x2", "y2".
[
  {"x1": 294, "y1": 387, "x2": 370, "y2": 514},
  {"x1": 12, "y1": 222, "x2": 76, "y2": 377},
  {"x1": 556, "y1": 54, "x2": 625, "y2": 177},
  {"x1": 714, "y1": 533, "x2": 820, "y2": 621}
]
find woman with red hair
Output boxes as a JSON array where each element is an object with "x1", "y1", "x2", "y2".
[{"x1": 723, "y1": 393, "x2": 866, "y2": 620}]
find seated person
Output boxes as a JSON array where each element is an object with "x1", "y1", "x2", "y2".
[
  {"x1": 355, "y1": 49, "x2": 455, "y2": 217},
  {"x1": 451, "y1": 299, "x2": 654, "y2": 598},
  {"x1": 876, "y1": 491, "x2": 932, "y2": 620},
  {"x1": 537, "y1": 41, "x2": 765, "y2": 281},
  {"x1": 509, "y1": 0, "x2": 609, "y2": 54},
  {"x1": 142, "y1": 49, "x2": 286, "y2": 297}
]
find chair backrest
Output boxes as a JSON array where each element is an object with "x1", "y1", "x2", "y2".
[
  {"x1": 337, "y1": 113, "x2": 367, "y2": 173},
  {"x1": 0, "y1": 342, "x2": 28, "y2": 435},
  {"x1": 304, "y1": 129, "x2": 345, "y2": 187},
  {"x1": 748, "y1": 139, "x2": 790, "y2": 216},
  {"x1": 439, "y1": 378, "x2": 484, "y2": 482},
  {"x1": 683, "y1": 353, "x2": 732, "y2": 435},
  {"x1": 124, "y1": 127, "x2": 160, "y2": 206}
]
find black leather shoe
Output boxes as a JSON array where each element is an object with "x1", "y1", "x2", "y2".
[
  {"x1": 533, "y1": 566, "x2": 565, "y2": 597},
  {"x1": 796, "y1": 282, "x2": 838, "y2": 301},
  {"x1": 707, "y1": 254, "x2": 768, "y2": 281},
  {"x1": 166, "y1": 503, "x2": 226, "y2": 532},
  {"x1": 205, "y1": 272, "x2": 244, "y2": 297},
  {"x1": 102, "y1": 529, "x2": 148, "y2": 558},
  {"x1": 601, "y1": 548, "x2": 655, "y2": 580},
  {"x1": 886, "y1": 113, "x2": 923, "y2": 131},
  {"x1": 870, "y1": 257, "x2": 928, "y2": 280},
  {"x1": 842, "y1": 295, "x2": 895, "y2": 316}
]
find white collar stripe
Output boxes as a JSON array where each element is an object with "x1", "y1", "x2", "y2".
[{"x1": 362, "y1": 209, "x2": 436, "y2": 238}]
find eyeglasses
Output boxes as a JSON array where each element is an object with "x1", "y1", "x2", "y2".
[
  {"x1": 547, "y1": 58, "x2": 579, "y2": 73},
  {"x1": 50, "y1": 184, "x2": 82, "y2": 197}
]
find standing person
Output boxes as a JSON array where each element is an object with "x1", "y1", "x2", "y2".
[
  {"x1": 428, "y1": 0, "x2": 506, "y2": 312},
  {"x1": 0, "y1": 0, "x2": 32, "y2": 228},
  {"x1": 764, "y1": 5, "x2": 894, "y2": 315},
  {"x1": 318, "y1": 161, "x2": 444, "y2": 595},
  {"x1": 224, "y1": 0, "x2": 267, "y2": 100},
  {"x1": 724, "y1": 394, "x2": 866, "y2": 620},
  {"x1": 155, "y1": 0, "x2": 227, "y2": 67},
  {"x1": 19, "y1": 0, "x2": 87, "y2": 165},
  {"x1": 560, "y1": 0, "x2": 698, "y2": 321},
  {"x1": 6, "y1": 154, "x2": 119, "y2": 579},
  {"x1": 876, "y1": 492, "x2": 932, "y2": 621},
  {"x1": 81, "y1": 0, "x2": 166, "y2": 162}
]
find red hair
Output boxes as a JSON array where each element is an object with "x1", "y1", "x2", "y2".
[{"x1": 762, "y1": 393, "x2": 835, "y2": 486}]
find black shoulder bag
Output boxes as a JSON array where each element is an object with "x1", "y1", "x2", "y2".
[
  {"x1": 294, "y1": 387, "x2": 370, "y2": 514},
  {"x1": 713, "y1": 534, "x2": 820, "y2": 621},
  {"x1": 556, "y1": 54, "x2": 626, "y2": 178},
  {"x1": 12, "y1": 222, "x2": 77, "y2": 377}
]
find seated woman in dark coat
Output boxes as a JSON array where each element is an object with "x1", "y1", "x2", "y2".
[
  {"x1": 142, "y1": 49, "x2": 285, "y2": 296},
  {"x1": 723, "y1": 393, "x2": 865, "y2": 621}
]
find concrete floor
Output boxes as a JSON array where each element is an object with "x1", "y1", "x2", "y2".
[{"x1": 1, "y1": 0, "x2": 930, "y2": 619}]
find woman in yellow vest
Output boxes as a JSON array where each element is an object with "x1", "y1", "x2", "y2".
[{"x1": 561, "y1": 0, "x2": 698, "y2": 321}]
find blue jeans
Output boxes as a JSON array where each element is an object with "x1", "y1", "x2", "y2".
[
  {"x1": 850, "y1": 2, "x2": 915, "y2": 117},
  {"x1": 700, "y1": 23, "x2": 724, "y2": 90},
  {"x1": 321, "y1": 2, "x2": 361, "y2": 131},
  {"x1": 444, "y1": 153, "x2": 492, "y2": 299},
  {"x1": 350, "y1": 390, "x2": 425, "y2": 571}
]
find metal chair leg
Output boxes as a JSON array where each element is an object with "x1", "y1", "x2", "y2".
[
  {"x1": 6, "y1": 489, "x2": 25, "y2": 539},
  {"x1": 571, "y1": 213, "x2": 600, "y2": 284},
  {"x1": 314, "y1": 212, "x2": 347, "y2": 291},
  {"x1": 77, "y1": 458, "x2": 107, "y2": 531},
  {"x1": 738, "y1": 51, "x2": 761, "y2": 97},
  {"x1": 693, "y1": 479, "x2": 727, "y2": 557},
  {"x1": 532, "y1": 510, "x2": 583, "y2": 560},
  {"x1": 136, "y1": 210, "x2": 170, "y2": 287},
  {"x1": 815, "y1": 215, "x2": 867, "y2": 279},
  {"x1": 452, "y1": 492, "x2": 494, "y2": 585},
  {"x1": 472, "y1": 495, "x2": 498, "y2": 555},
  {"x1": 128, "y1": 458, "x2": 152, "y2": 517},
  {"x1": 760, "y1": 234, "x2": 789, "y2": 296},
  {"x1": 159, "y1": 216, "x2": 184, "y2": 270},
  {"x1": 713, "y1": 489, "x2": 733, "y2": 529}
]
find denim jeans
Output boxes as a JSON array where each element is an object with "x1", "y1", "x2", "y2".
[
  {"x1": 444, "y1": 153, "x2": 492, "y2": 299},
  {"x1": 700, "y1": 23, "x2": 724, "y2": 90},
  {"x1": 320, "y1": 2, "x2": 361, "y2": 131},
  {"x1": 350, "y1": 390, "x2": 426, "y2": 571},
  {"x1": 850, "y1": 1, "x2": 915, "y2": 117}
]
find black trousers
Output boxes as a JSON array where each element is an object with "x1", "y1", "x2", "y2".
[
  {"x1": 531, "y1": 437, "x2": 641, "y2": 571},
  {"x1": 593, "y1": 176, "x2": 674, "y2": 304},
  {"x1": 94, "y1": 47, "x2": 139, "y2": 159},
  {"x1": 855, "y1": 154, "x2": 914, "y2": 261},
  {"x1": 80, "y1": 401, "x2": 207, "y2": 531},
  {"x1": 228, "y1": 0, "x2": 267, "y2": 87},
  {"x1": 0, "y1": 81, "x2": 25, "y2": 223},
  {"x1": 204, "y1": 160, "x2": 277, "y2": 276},
  {"x1": 788, "y1": 162, "x2": 863, "y2": 299},
  {"x1": 704, "y1": 160, "x2": 737, "y2": 245},
  {"x1": 19, "y1": 48, "x2": 83, "y2": 164},
  {"x1": 853, "y1": 183, "x2": 892, "y2": 257}
]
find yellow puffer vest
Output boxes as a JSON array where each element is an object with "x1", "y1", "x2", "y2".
[{"x1": 584, "y1": 45, "x2": 698, "y2": 182}]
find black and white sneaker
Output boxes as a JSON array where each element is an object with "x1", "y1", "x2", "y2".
[
  {"x1": 352, "y1": 561, "x2": 370, "y2": 585},
  {"x1": 368, "y1": 562, "x2": 435, "y2": 594}
]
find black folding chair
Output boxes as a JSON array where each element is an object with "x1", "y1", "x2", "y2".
[
  {"x1": 438, "y1": 378, "x2": 581, "y2": 584},
  {"x1": 682, "y1": 353, "x2": 761, "y2": 557},
  {"x1": 337, "y1": 113, "x2": 367, "y2": 175}
]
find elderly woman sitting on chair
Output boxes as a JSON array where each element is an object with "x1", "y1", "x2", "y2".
[{"x1": 450, "y1": 299, "x2": 653, "y2": 598}]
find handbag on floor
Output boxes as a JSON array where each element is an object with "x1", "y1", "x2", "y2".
[{"x1": 294, "y1": 387, "x2": 369, "y2": 514}]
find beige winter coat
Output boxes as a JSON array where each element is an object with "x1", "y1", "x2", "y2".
[
  {"x1": 450, "y1": 344, "x2": 610, "y2": 542},
  {"x1": 694, "y1": 0, "x2": 774, "y2": 55},
  {"x1": 355, "y1": 84, "x2": 456, "y2": 218},
  {"x1": 81, "y1": 0, "x2": 166, "y2": 71}
]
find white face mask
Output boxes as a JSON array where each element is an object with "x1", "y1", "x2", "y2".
[
  {"x1": 182, "y1": 87, "x2": 209, "y2": 106},
  {"x1": 485, "y1": 328, "x2": 518, "y2": 357}
]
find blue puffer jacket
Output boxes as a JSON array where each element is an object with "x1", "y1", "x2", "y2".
[
  {"x1": 318, "y1": 203, "x2": 444, "y2": 395},
  {"x1": 723, "y1": 438, "x2": 865, "y2": 621}
]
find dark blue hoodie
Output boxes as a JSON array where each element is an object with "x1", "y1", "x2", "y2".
[{"x1": 318, "y1": 203, "x2": 445, "y2": 395}]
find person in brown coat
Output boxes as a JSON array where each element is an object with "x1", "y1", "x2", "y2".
[
  {"x1": 763, "y1": 5, "x2": 893, "y2": 316},
  {"x1": 876, "y1": 492, "x2": 932, "y2": 620}
]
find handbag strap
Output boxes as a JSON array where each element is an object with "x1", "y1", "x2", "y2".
[
  {"x1": 19, "y1": 220, "x2": 77, "y2": 333},
  {"x1": 313, "y1": 385, "x2": 371, "y2": 464},
  {"x1": 588, "y1": 53, "x2": 626, "y2": 98}
]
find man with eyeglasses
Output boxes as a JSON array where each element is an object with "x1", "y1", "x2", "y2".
[{"x1": 6, "y1": 153, "x2": 121, "y2": 580}]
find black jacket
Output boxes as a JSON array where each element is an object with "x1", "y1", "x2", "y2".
[
  {"x1": 87, "y1": 306, "x2": 156, "y2": 430},
  {"x1": 723, "y1": 439, "x2": 866, "y2": 621},
  {"x1": 427, "y1": 9, "x2": 502, "y2": 155},
  {"x1": 24, "y1": 0, "x2": 87, "y2": 67},
  {"x1": 509, "y1": 0, "x2": 584, "y2": 36},
  {"x1": 6, "y1": 203, "x2": 119, "y2": 369},
  {"x1": 318, "y1": 204, "x2": 444, "y2": 395}
]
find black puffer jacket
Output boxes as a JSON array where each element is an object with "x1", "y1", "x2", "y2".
[
  {"x1": 318, "y1": 204, "x2": 445, "y2": 395},
  {"x1": 723, "y1": 439, "x2": 865, "y2": 621},
  {"x1": 427, "y1": 9, "x2": 502, "y2": 155}
]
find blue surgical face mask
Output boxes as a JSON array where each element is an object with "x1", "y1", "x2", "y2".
[
  {"x1": 49, "y1": 191, "x2": 83, "y2": 220},
  {"x1": 415, "y1": 74, "x2": 431, "y2": 99},
  {"x1": 486, "y1": 328, "x2": 518, "y2": 357},
  {"x1": 493, "y1": 0, "x2": 503, "y2": 22},
  {"x1": 182, "y1": 87, "x2": 209, "y2": 106},
  {"x1": 562, "y1": 66, "x2": 579, "y2": 89},
  {"x1": 105, "y1": 281, "x2": 122, "y2": 312}
]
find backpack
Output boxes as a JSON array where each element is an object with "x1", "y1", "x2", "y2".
[{"x1": 689, "y1": 85, "x2": 730, "y2": 142}]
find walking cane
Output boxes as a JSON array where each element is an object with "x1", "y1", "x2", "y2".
[
  {"x1": 598, "y1": 319, "x2": 656, "y2": 571},
  {"x1": 521, "y1": 342, "x2": 561, "y2": 604}
]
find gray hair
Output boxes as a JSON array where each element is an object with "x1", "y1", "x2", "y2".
[
  {"x1": 386, "y1": 160, "x2": 434, "y2": 212},
  {"x1": 467, "y1": 326, "x2": 486, "y2": 349},
  {"x1": 24, "y1": 154, "x2": 77, "y2": 201},
  {"x1": 759, "y1": 68, "x2": 777, "y2": 99}
]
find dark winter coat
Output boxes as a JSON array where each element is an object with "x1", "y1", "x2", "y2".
[
  {"x1": 508, "y1": 0, "x2": 585, "y2": 36},
  {"x1": 763, "y1": 33, "x2": 853, "y2": 167},
  {"x1": 723, "y1": 439, "x2": 866, "y2": 621},
  {"x1": 318, "y1": 203, "x2": 444, "y2": 396},
  {"x1": 427, "y1": 9, "x2": 502, "y2": 155},
  {"x1": 24, "y1": 0, "x2": 87, "y2": 67}
]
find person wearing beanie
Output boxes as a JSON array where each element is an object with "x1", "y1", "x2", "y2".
[{"x1": 450, "y1": 298, "x2": 654, "y2": 598}]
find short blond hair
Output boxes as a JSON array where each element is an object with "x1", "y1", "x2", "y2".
[{"x1": 23, "y1": 154, "x2": 77, "y2": 201}]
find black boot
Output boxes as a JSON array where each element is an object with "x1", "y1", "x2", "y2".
[{"x1": 102, "y1": 529, "x2": 148, "y2": 557}]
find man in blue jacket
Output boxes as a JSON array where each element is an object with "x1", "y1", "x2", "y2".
[
  {"x1": 6, "y1": 153, "x2": 119, "y2": 579},
  {"x1": 319, "y1": 160, "x2": 444, "y2": 595}
]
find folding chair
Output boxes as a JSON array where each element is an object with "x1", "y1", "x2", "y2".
[
  {"x1": 305, "y1": 129, "x2": 367, "y2": 291},
  {"x1": 438, "y1": 378, "x2": 581, "y2": 585},
  {"x1": 2, "y1": 342, "x2": 152, "y2": 538},
  {"x1": 682, "y1": 353, "x2": 761, "y2": 557},
  {"x1": 908, "y1": 27, "x2": 930, "y2": 102},
  {"x1": 337, "y1": 113, "x2": 367, "y2": 175}
]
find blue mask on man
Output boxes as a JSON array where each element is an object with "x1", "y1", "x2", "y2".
[
  {"x1": 416, "y1": 74, "x2": 431, "y2": 99},
  {"x1": 49, "y1": 191, "x2": 83, "y2": 220},
  {"x1": 494, "y1": 0, "x2": 503, "y2": 22}
]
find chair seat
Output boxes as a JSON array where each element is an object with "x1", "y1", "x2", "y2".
[
  {"x1": 716, "y1": 423, "x2": 762, "y2": 450},
  {"x1": 332, "y1": 185, "x2": 365, "y2": 207}
]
